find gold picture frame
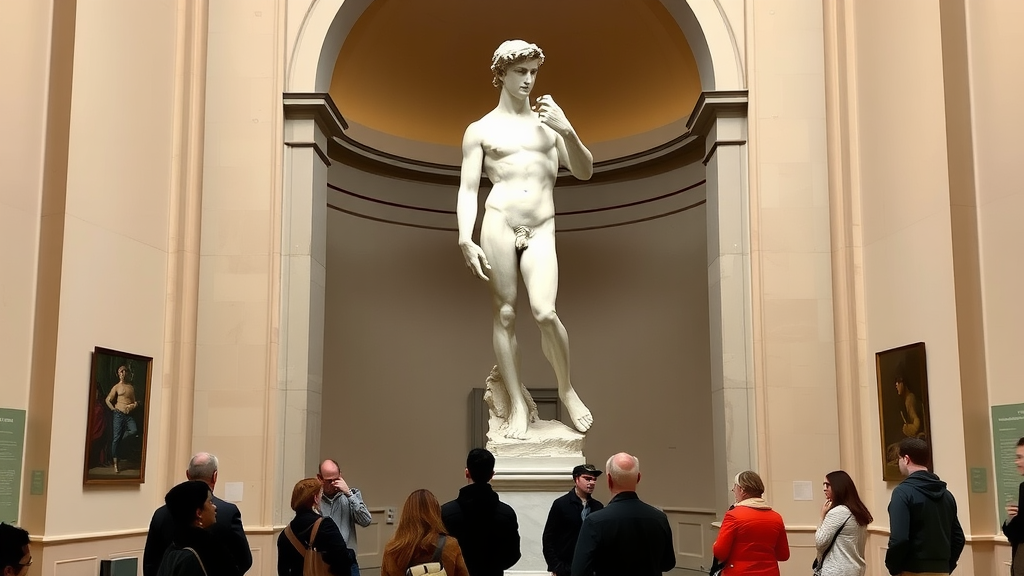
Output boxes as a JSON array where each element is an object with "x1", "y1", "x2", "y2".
[
  {"x1": 83, "y1": 347, "x2": 153, "y2": 485},
  {"x1": 876, "y1": 342, "x2": 932, "y2": 481}
]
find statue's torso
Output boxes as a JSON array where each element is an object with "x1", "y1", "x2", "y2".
[{"x1": 478, "y1": 113, "x2": 559, "y2": 227}]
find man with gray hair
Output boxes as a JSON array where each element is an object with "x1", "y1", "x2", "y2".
[
  {"x1": 143, "y1": 452, "x2": 252, "y2": 576},
  {"x1": 571, "y1": 453, "x2": 675, "y2": 576}
]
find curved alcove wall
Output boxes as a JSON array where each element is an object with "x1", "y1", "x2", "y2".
[
  {"x1": 321, "y1": 157, "x2": 717, "y2": 508},
  {"x1": 327, "y1": 0, "x2": 703, "y2": 165}
]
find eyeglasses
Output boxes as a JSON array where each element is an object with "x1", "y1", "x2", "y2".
[{"x1": 18, "y1": 558, "x2": 32, "y2": 568}]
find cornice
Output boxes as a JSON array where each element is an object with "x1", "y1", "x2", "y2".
[
  {"x1": 283, "y1": 92, "x2": 348, "y2": 139},
  {"x1": 685, "y1": 89, "x2": 748, "y2": 138},
  {"x1": 317, "y1": 90, "x2": 747, "y2": 183}
]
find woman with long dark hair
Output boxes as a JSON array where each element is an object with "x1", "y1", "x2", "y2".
[
  {"x1": 156, "y1": 480, "x2": 240, "y2": 576},
  {"x1": 380, "y1": 489, "x2": 469, "y2": 576},
  {"x1": 815, "y1": 470, "x2": 872, "y2": 576}
]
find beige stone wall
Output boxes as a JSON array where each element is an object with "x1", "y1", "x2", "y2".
[
  {"x1": 33, "y1": 0, "x2": 179, "y2": 535},
  {"x1": 966, "y1": 0, "x2": 1024, "y2": 571},
  {"x1": 970, "y1": 1, "x2": 1024, "y2": 408},
  {"x1": 0, "y1": 0, "x2": 49, "y2": 412},
  {"x1": 821, "y1": 0, "x2": 1024, "y2": 574},
  {"x1": 194, "y1": 0, "x2": 287, "y2": 531},
  {"x1": 746, "y1": 0, "x2": 838, "y2": 539}
]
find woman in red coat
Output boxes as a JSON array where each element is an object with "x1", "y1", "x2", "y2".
[{"x1": 712, "y1": 470, "x2": 790, "y2": 575}]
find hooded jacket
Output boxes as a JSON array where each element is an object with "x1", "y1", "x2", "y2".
[
  {"x1": 885, "y1": 471, "x2": 965, "y2": 575},
  {"x1": 712, "y1": 498, "x2": 790, "y2": 576},
  {"x1": 440, "y1": 483, "x2": 520, "y2": 576}
]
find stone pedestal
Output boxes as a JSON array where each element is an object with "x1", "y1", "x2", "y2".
[{"x1": 492, "y1": 455, "x2": 585, "y2": 576}]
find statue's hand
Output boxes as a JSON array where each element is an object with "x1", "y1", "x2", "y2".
[
  {"x1": 460, "y1": 241, "x2": 491, "y2": 281},
  {"x1": 535, "y1": 95, "x2": 572, "y2": 136}
]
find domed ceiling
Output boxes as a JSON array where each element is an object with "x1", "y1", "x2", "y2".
[{"x1": 328, "y1": 0, "x2": 702, "y2": 166}]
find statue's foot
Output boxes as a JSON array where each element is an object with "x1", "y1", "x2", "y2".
[
  {"x1": 561, "y1": 387, "x2": 593, "y2": 432},
  {"x1": 503, "y1": 404, "x2": 529, "y2": 439}
]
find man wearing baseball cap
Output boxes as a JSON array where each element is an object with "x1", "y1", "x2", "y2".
[{"x1": 542, "y1": 464, "x2": 605, "y2": 576}]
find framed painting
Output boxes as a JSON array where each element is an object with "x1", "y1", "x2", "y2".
[
  {"x1": 83, "y1": 347, "x2": 153, "y2": 484},
  {"x1": 876, "y1": 342, "x2": 932, "y2": 481}
]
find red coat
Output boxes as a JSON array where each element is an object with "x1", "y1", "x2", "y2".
[{"x1": 712, "y1": 501, "x2": 790, "y2": 576}]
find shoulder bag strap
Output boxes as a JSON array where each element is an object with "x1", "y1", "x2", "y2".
[
  {"x1": 182, "y1": 547, "x2": 209, "y2": 576},
  {"x1": 431, "y1": 535, "x2": 447, "y2": 563},
  {"x1": 284, "y1": 524, "x2": 309, "y2": 556},
  {"x1": 309, "y1": 517, "x2": 324, "y2": 550},
  {"x1": 820, "y1": 515, "x2": 851, "y2": 560}
]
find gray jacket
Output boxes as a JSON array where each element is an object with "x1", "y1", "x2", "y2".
[{"x1": 319, "y1": 488, "x2": 372, "y2": 553}]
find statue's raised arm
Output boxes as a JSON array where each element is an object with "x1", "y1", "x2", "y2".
[{"x1": 535, "y1": 94, "x2": 593, "y2": 180}]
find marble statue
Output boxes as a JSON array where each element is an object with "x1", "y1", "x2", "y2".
[{"x1": 457, "y1": 40, "x2": 594, "y2": 440}]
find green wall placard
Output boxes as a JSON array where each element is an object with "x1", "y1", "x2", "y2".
[
  {"x1": 0, "y1": 408, "x2": 26, "y2": 524},
  {"x1": 970, "y1": 467, "x2": 988, "y2": 493},
  {"x1": 992, "y1": 403, "x2": 1024, "y2": 526}
]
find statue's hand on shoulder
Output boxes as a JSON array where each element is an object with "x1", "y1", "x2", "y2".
[
  {"x1": 460, "y1": 240, "x2": 491, "y2": 281},
  {"x1": 535, "y1": 95, "x2": 573, "y2": 136}
]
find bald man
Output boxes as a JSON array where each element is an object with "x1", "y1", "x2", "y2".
[
  {"x1": 570, "y1": 453, "x2": 675, "y2": 576},
  {"x1": 317, "y1": 459, "x2": 372, "y2": 576}
]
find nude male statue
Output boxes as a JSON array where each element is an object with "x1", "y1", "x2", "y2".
[
  {"x1": 105, "y1": 364, "x2": 140, "y2": 472},
  {"x1": 457, "y1": 40, "x2": 593, "y2": 439}
]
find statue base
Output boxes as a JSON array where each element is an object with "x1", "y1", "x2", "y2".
[
  {"x1": 493, "y1": 456, "x2": 584, "y2": 575},
  {"x1": 482, "y1": 366, "x2": 585, "y2": 457}
]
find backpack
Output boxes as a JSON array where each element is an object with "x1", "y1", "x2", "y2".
[
  {"x1": 284, "y1": 517, "x2": 331, "y2": 576},
  {"x1": 405, "y1": 535, "x2": 447, "y2": 576}
]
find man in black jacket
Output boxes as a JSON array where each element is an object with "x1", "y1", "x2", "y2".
[
  {"x1": 885, "y1": 438, "x2": 965, "y2": 575},
  {"x1": 542, "y1": 464, "x2": 604, "y2": 576},
  {"x1": 571, "y1": 453, "x2": 675, "y2": 576},
  {"x1": 441, "y1": 448, "x2": 521, "y2": 576},
  {"x1": 143, "y1": 453, "x2": 252, "y2": 576},
  {"x1": 1002, "y1": 437, "x2": 1024, "y2": 576}
]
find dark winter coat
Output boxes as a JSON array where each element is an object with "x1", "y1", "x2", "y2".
[{"x1": 441, "y1": 483, "x2": 521, "y2": 576}]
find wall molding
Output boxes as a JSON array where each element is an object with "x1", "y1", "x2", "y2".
[{"x1": 318, "y1": 90, "x2": 746, "y2": 183}]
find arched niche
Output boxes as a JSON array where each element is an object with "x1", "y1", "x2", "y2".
[
  {"x1": 286, "y1": 0, "x2": 744, "y2": 94},
  {"x1": 279, "y1": 0, "x2": 755, "y2": 543}
]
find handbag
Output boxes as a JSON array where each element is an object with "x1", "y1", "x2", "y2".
[
  {"x1": 284, "y1": 517, "x2": 332, "y2": 576},
  {"x1": 183, "y1": 548, "x2": 208, "y2": 576},
  {"x1": 405, "y1": 535, "x2": 447, "y2": 576},
  {"x1": 811, "y1": 515, "x2": 850, "y2": 576}
]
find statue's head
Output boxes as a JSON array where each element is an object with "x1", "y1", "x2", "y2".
[{"x1": 491, "y1": 39, "x2": 545, "y2": 88}]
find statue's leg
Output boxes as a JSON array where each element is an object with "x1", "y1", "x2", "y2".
[
  {"x1": 480, "y1": 211, "x2": 530, "y2": 439},
  {"x1": 519, "y1": 224, "x2": 593, "y2": 433}
]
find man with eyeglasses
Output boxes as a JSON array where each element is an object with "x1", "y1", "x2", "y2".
[
  {"x1": 542, "y1": 464, "x2": 605, "y2": 576},
  {"x1": 885, "y1": 438, "x2": 964, "y2": 575},
  {"x1": 0, "y1": 523, "x2": 31, "y2": 576}
]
